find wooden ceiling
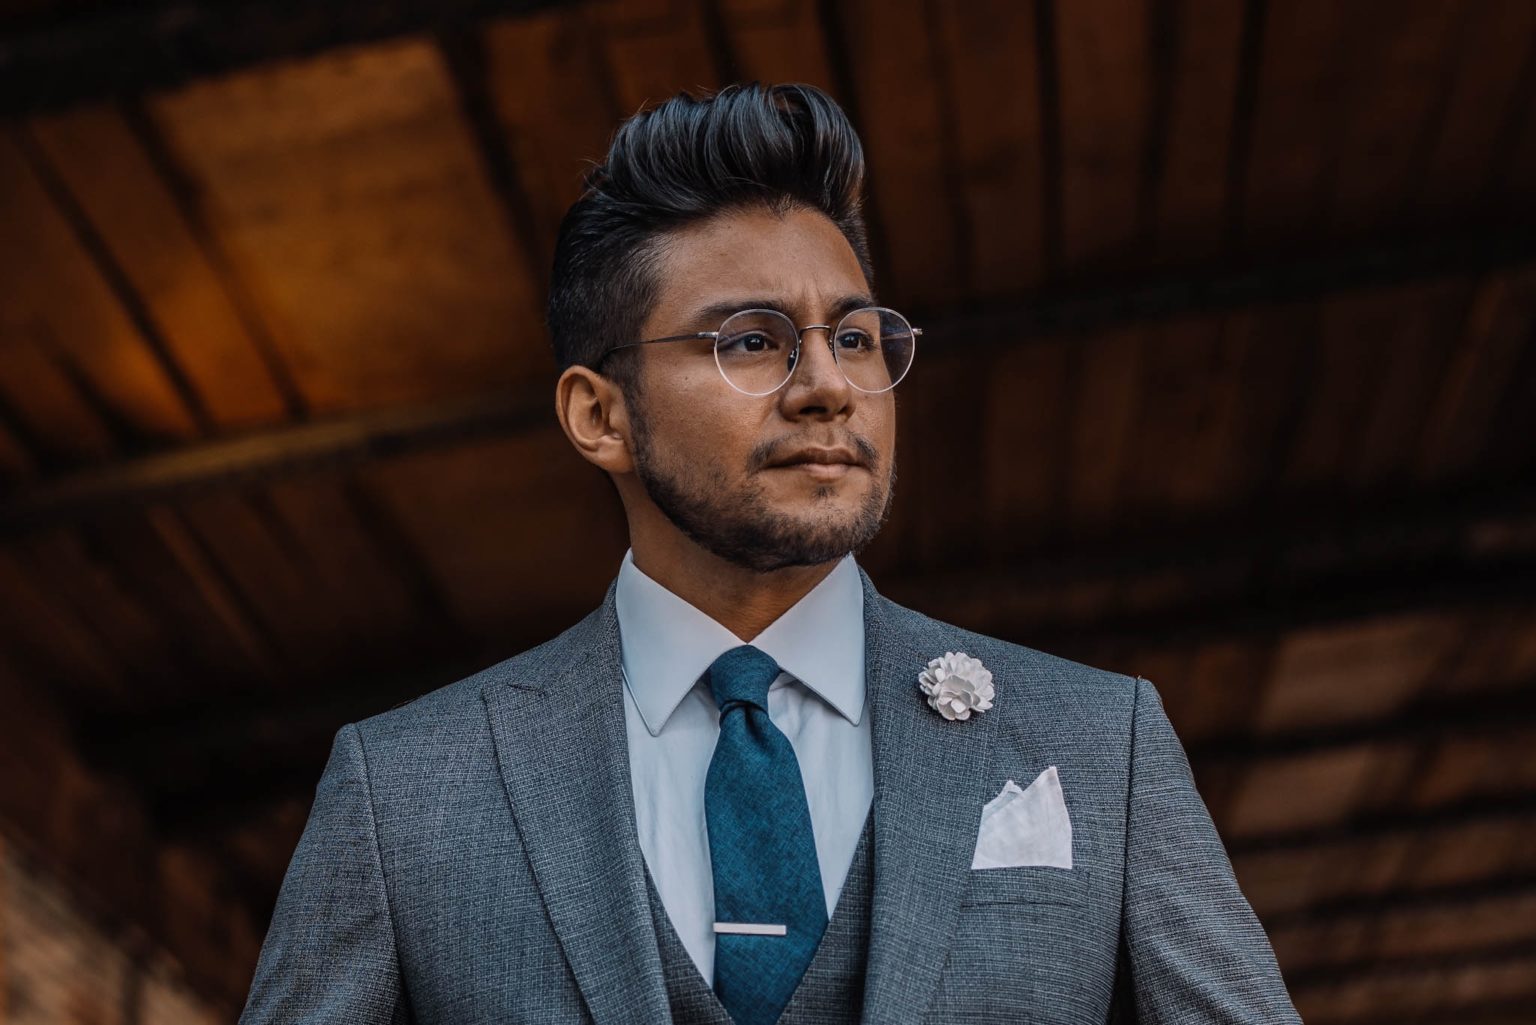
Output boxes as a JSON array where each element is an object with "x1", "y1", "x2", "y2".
[{"x1": 0, "y1": 0, "x2": 1533, "y2": 1019}]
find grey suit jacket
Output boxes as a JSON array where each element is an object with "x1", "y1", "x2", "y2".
[{"x1": 239, "y1": 568, "x2": 1302, "y2": 1024}]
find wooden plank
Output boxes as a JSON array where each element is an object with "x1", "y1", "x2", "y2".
[
  {"x1": 1254, "y1": 612, "x2": 1464, "y2": 733},
  {"x1": 1271, "y1": 888, "x2": 1536, "y2": 975},
  {"x1": 1348, "y1": 277, "x2": 1474, "y2": 485},
  {"x1": 1283, "y1": 288, "x2": 1419, "y2": 493},
  {"x1": 1483, "y1": 274, "x2": 1536, "y2": 474},
  {"x1": 1435, "y1": 608, "x2": 1536, "y2": 695},
  {"x1": 0, "y1": 828, "x2": 6, "y2": 1018},
  {"x1": 0, "y1": 131, "x2": 199, "y2": 445},
  {"x1": 1405, "y1": 815, "x2": 1536, "y2": 892},
  {"x1": 174, "y1": 491, "x2": 355, "y2": 672},
  {"x1": 1234, "y1": 814, "x2": 1536, "y2": 917},
  {"x1": 588, "y1": 0, "x2": 721, "y2": 111},
  {"x1": 0, "y1": 0, "x2": 568, "y2": 116},
  {"x1": 481, "y1": 7, "x2": 621, "y2": 266},
  {"x1": 1414, "y1": 3, "x2": 1536, "y2": 219},
  {"x1": 982, "y1": 336, "x2": 1073, "y2": 553},
  {"x1": 19, "y1": 526, "x2": 182, "y2": 703},
  {"x1": 1324, "y1": 0, "x2": 1463, "y2": 238},
  {"x1": 932, "y1": 0, "x2": 1046, "y2": 295},
  {"x1": 1223, "y1": 743, "x2": 1386, "y2": 839},
  {"x1": 1150, "y1": 0, "x2": 1244, "y2": 264},
  {"x1": 1066, "y1": 325, "x2": 1143, "y2": 527},
  {"x1": 717, "y1": 0, "x2": 835, "y2": 90},
  {"x1": 262, "y1": 475, "x2": 424, "y2": 645},
  {"x1": 831, "y1": 0, "x2": 963, "y2": 307},
  {"x1": 1222, "y1": 300, "x2": 1322, "y2": 503},
  {"x1": 148, "y1": 38, "x2": 548, "y2": 412},
  {"x1": 1238, "y1": 0, "x2": 1348, "y2": 250},
  {"x1": 1417, "y1": 266, "x2": 1536, "y2": 481},
  {"x1": 0, "y1": 548, "x2": 121, "y2": 700},
  {"x1": 1293, "y1": 951, "x2": 1536, "y2": 1024},
  {"x1": 1486, "y1": 26, "x2": 1536, "y2": 217},
  {"x1": 356, "y1": 430, "x2": 624, "y2": 637},
  {"x1": 1120, "y1": 313, "x2": 1247, "y2": 519},
  {"x1": 28, "y1": 104, "x2": 294, "y2": 431},
  {"x1": 69, "y1": 511, "x2": 283, "y2": 698},
  {"x1": 1412, "y1": 730, "x2": 1536, "y2": 810},
  {"x1": 0, "y1": 416, "x2": 34, "y2": 480},
  {"x1": 1165, "y1": 636, "x2": 1275, "y2": 744},
  {"x1": 1053, "y1": 0, "x2": 1150, "y2": 274},
  {"x1": 906, "y1": 356, "x2": 989, "y2": 567},
  {"x1": 0, "y1": 322, "x2": 117, "y2": 464}
]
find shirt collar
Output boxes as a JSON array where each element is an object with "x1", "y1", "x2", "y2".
[{"x1": 614, "y1": 548, "x2": 866, "y2": 737}]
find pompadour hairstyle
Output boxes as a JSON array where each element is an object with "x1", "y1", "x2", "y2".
[{"x1": 546, "y1": 82, "x2": 874, "y2": 387}]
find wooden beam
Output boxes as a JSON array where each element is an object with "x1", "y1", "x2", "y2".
[
  {"x1": 924, "y1": 232, "x2": 1536, "y2": 345},
  {"x1": 1304, "y1": 997, "x2": 1536, "y2": 1025},
  {"x1": 0, "y1": 389, "x2": 553, "y2": 536},
  {"x1": 112, "y1": 540, "x2": 1536, "y2": 838},
  {"x1": 1186, "y1": 678, "x2": 1536, "y2": 764},
  {"x1": 1287, "y1": 938, "x2": 1536, "y2": 993},
  {"x1": 1262, "y1": 872, "x2": 1536, "y2": 931},
  {"x1": 886, "y1": 478, "x2": 1536, "y2": 650},
  {"x1": 0, "y1": 0, "x2": 567, "y2": 116},
  {"x1": 2, "y1": 234, "x2": 1533, "y2": 537},
  {"x1": 1230, "y1": 793, "x2": 1536, "y2": 858}
]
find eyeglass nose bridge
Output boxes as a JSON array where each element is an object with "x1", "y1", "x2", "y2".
[{"x1": 780, "y1": 322, "x2": 840, "y2": 379}]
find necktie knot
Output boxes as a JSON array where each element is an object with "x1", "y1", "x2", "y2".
[{"x1": 707, "y1": 644, "x2": 781, "y2": 713}]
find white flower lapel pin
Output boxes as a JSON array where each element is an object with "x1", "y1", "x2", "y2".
[{"x1": 918, "y1": 651, "x2": 995, "y2": 721}]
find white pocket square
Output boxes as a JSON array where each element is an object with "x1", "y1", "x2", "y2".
[{"x1": 971, "y1": 765, "x2": 1074, "y2": 870}]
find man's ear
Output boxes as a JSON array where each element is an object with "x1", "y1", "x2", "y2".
[{"x1": 555, "y1": 364, "x2": 636, "y2": 475}]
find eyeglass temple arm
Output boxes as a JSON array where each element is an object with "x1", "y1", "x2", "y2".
[{"x1": 605, "y1": 332, "x2": 719, "y2": 354}]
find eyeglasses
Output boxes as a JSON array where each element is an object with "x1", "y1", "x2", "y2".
[{"x1": 598, "y1": 306, "x2": 921, "y2": 396}]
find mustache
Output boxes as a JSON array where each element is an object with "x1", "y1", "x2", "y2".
[{"x1": 750, "y1": 433, "x2": 880, "y2": 471}]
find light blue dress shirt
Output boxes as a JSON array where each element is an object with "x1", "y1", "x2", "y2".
[{"x1": 615, "y1": 548, "x2": 875, "y2": 984}]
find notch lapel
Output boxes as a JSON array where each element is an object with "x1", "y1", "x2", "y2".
[
  {"x1": 857, "y1": 570, "x2": 1001, "y2": 1024},
  {"x1": 481, "y1": 585, "x2": 671, "y2": 1024}
]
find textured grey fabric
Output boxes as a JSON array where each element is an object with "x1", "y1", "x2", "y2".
[
  {"x1": 239, "y1": 567, "x2": 1303, "y2": 1024},
  {"x1": 649, "y1": 805, "x2": 875, "y2": 1025}
]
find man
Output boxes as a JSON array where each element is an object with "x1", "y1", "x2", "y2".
[{"x1": 239, "y1": 83, "x2": 1301, "y2": 1024}]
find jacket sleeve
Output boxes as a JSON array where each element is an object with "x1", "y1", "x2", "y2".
[
  {"x1": 1121, "y1": 676, "x2": 1303, "y2": 1024},
  {"x1": 239, "y1": 722, "x2": 410, "y2": 1024}
]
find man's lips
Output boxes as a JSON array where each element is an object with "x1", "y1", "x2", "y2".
[
  {"x1": 765, "y1": 446, "x2": 866, "y2": 480},
  {"x1": 766, "y1": 446, "x2": 864, "y2": 468}
]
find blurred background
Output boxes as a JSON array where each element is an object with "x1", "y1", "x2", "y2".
[{"x1": 1, "y1": 0, "x2": 1534, "y2": 1021}]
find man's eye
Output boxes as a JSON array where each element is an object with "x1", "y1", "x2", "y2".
[
  {"x1": 722, "y1": 332, "x2": 778, "y2": 353},
  {"x1": 837, "y1": 331, "x2": 874, "y2": 351}
]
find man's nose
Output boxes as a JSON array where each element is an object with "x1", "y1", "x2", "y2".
[{"x1": 781, "y1": 327, "x2": 853, "y2": 415}]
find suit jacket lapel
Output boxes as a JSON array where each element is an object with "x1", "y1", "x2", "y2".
[
  {"x1": 857, "y1": 568, "x2": 1001, "y2": 1024},
  {"x1": 481, "y1": 584, "x2": 672, "y2": 1024}
]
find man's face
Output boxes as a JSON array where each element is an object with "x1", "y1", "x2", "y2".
[{"x1": 622, "y1": 204, "x2": 897, "y2": 573}]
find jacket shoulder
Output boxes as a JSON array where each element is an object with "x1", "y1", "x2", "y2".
[{"x1": 876, "y1": 592, "x2": 1139, "y2": 711}]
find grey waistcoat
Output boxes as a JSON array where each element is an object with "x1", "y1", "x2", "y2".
[{"x1": 644, "y1": 806, "x2": 876, "y2": 1025}]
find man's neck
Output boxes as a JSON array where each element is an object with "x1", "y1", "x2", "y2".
[{"x1": 628, "y1": 535, "x2": 842, "y2": 641}]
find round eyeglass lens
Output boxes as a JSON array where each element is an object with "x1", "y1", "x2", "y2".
[
  {"x1": 833, "y1": 307, "x2": 915, "y2": 393},
  {"x1": 713, "y1": 309, "x2": 801, "y2": 395}
]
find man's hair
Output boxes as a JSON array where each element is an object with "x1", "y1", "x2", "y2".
[{"x1": 546, "y1": 82, "x2": 874, "y2": 391}]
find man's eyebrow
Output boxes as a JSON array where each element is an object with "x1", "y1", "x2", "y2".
[{"x1": 684, "y1": 294, "x2": 876, "y2": 326}]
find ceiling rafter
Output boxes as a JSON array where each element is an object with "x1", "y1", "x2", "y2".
[
  {"x1": 1229, "y1": 792, "x2": 1536, "y2": 858},
  {"x1": 1185, "y1": 678, "x2": 1536, "y2": 764},
  {"x1": 1, "y1": 234, "x2": 1532, "y2": 536},
  {"x1": 1262, "y1": 872, "x2": 1536, "y2": 931},
  {"x1": 0, "y1": 0, "x2": 566, "y2": 116}
]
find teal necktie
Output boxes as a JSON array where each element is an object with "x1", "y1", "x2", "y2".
[{"x1": 705, "y1": 645, "x2": 828, "y2": 1025}]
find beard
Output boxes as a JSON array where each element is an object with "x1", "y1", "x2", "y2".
[{"x1": 627, "y1": 401, "x2": 896, "y2": 574}]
